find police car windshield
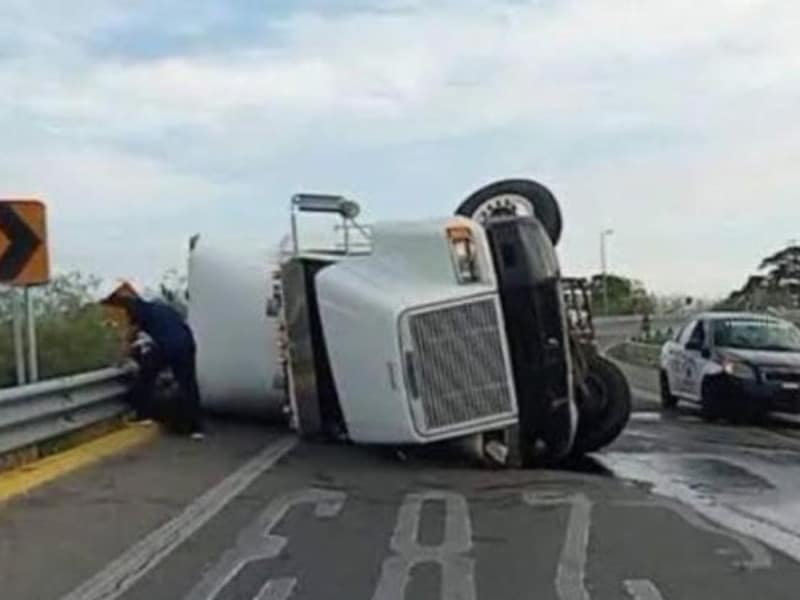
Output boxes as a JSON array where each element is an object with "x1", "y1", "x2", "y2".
[{"x1": 712, "y1": 318, "x2": 800, "y2": 352}]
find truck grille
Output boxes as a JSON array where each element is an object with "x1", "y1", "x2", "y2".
[{"x1": 408, "y1": 299, "x2": 514, "y2": 432}]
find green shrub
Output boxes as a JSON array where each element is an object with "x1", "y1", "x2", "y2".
[{"x1": 0, "y1": 272, "x2": 125, "y2": 388}]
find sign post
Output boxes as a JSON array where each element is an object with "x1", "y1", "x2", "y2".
[
  {"x1": 0, "y1": 200, "x2": 50, "y2": 385},
  {"x1": 12, "y1": 289, "x2": 26, "y2": 385},
  {"x1": 25, "y1": 287, "x2": 38, "y2": 383}
]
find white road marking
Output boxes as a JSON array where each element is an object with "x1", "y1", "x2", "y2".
[
  {"x1": 631, "y1": 387, "x2": 661, "y2": 404},
  {"x1": 630, "y1": 412, "x2": 663, "y2": 423},
  {"x1": 60, "y1": 435, "x2": 299, "y2": 600},
  {"x1": 184, "y1": 489, "x2": 346, "y2": 600},
  {"x1": 599, "y1": 452, "x2": 800, "y2": 566},
  {"x1": 525, "y1": 492, "x2": 592, "y2": 600},
  {"x1": 624, "y1": 580, "x2": 664, "y2": 600},
  {"x1": 372, "y1": 491, "x2": 475, "y2": 600},
  {"x1": 254, "y1": 578, "x2": 297, "y2": 600},
  {"x1": 614, "y1": 498, "x2": 772, "y2": 570}
]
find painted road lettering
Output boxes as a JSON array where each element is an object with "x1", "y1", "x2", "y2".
[
  {"x1": 525, "y1": 492, "x2": 592, "y2": 600},
  {"x1": 524, "y1": 492, "x2": 668, "y2": 600},
  {"x1": 372, "y1": 490, "x2": 476, "y2": 600},
  {"x1": 624, "y1": 580, "x2": 665, "y2": 600},
  {"x1": 253, "y1": 578, "x2": 298, "y2": 600},
  {"x1": 184, "y1": 489, "x2": 346, "y2": 600}
]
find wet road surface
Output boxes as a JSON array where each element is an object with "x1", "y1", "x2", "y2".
[{"x1": 4, "y1": 381, "x2": 800, "y2": 598}]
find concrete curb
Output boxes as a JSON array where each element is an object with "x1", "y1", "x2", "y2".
[
  {"x1": 0, "y1": 420, "x2": 159, "y2": 505},
  {"x1": 0, "y1": 411, "x2": 133, "y2": 475}
]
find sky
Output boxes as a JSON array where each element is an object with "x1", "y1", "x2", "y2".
[{"x1": 1, "y1": 0, "x2": 799, "y2": 298}]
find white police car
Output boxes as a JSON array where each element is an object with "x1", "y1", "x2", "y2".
[{"x1": 660, "y1": 312, "x2": 800, "y2": 421}]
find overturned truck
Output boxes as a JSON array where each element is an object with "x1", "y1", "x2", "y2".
[{"x1": 188, "y1": 180, "x2": 631, "y2": 467}]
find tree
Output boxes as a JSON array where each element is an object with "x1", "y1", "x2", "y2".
[
  {"x1": 759, "y1": 245, "x2": 800, "y2": 308},
  {"x1": 150, "y1": 269, "x2": 189, "y2": 318},
  {"x1": 760, "y1": 245, "x2": 800, "y2": 286},
  {"x1": 0, "y1": 273, "x2": 126, "y2": 387},
  {"x1": 589, "y1": 274, "x2": 654, "y2": 316},
  {"x1": 718, "y1": 243, "x2": 800, "y2": 310}
]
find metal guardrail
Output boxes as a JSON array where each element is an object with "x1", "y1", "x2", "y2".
[
  {"x1": 0, "y1": 364, "x2": 136, "y2": 456},
  {"x1": 605, "y1": 340, "x2": 661, "y2": 369}
]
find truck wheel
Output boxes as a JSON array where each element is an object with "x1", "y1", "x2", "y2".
[
  {"x1": 503, "y1": 396, "x2": 578, "y2": 468},
  {"x1": 502, "y1": 425, "x2": 527, "y2": 469},
  {"x1": 536, "y1": 395, "x2": 579, "y2": 466},
  {"x1": 660, "y1": 370, "x2": 678, "y2": 410},
  {"x1": 572, "y1": 356, "x2": 632, "y2": 455},
  {"x1": 456, "y1": 179, "x2": 563, "y2": 246}
]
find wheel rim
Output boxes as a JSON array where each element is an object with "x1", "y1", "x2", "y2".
[{"x1": 472, "y1": 194, "x2": 535, "y2": 223}]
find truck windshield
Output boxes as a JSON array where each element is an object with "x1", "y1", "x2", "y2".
[{"x1": 713, "y1": 318, "x2": 800, "y2": 352}]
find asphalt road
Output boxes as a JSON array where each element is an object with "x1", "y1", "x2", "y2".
[{"x1": 4, "y1": 376, "x2": 800, "y2": 599}]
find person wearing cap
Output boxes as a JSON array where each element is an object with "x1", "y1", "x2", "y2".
[{"x1": 104, "y1": 294, "x2": 204, "y2": 440}]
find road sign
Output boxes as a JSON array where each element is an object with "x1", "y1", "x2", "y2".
[{"x1": 0, "y1": 200, "x2": 49, "y2": 285}]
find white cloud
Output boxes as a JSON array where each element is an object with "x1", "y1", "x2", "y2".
[
  {"x1": 1, "y1": 0, "x2": 799, "y2": 294},
  {"x1": 10, "y1": 0, "x2": 794, "y2": 143}
]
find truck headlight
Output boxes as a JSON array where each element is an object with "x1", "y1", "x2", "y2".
[
  {"x1": 722, "y1": 359, "x2": 756, "y2": 380},
  {"x1": 447, "y1": 225, "x2": 481, "y2": 284}
]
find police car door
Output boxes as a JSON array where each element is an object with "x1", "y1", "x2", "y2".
[
  {"x1": 668, "y1": 320, "x2": 694, "y2": 396},
  {"x1": 663, "y1": 322, "x2": 686, "y2": 394},
  {"x1": 682, "y1": 319, "x2": 710, "y2": 401}
]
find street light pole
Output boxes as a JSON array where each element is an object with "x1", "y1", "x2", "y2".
[{"x1": 600, "y1": 229, "x2": 614, "y2": 316}]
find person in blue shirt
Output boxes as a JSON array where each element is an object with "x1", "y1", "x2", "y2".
[{"x1": 108, "y1": 296, "x2": 204, "y2": 439}]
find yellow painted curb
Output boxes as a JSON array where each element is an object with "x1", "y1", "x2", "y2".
[{"x1": 0, "y1": 423, "x2": 160, "y2": 505}]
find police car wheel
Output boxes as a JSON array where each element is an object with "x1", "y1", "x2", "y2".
[
  {"x1": 700, "y1": 378, "x2": 724, "y2": 422},
  {"x1": 660, "y1": 370, "x2": 678, "y2": 410},
  {"x1": 456, "y1": 179, "x2": 563, "y2": 246}
]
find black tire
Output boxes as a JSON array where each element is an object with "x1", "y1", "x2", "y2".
[
  {"x1": 503, "y1": 424, "x2": 526, "y2": 469},
  {"x1": 660, "y1": 370, "x2": 678, "y2": 410},
  {"x1": 572, "y1": 356, "x2": 632, "y2": 455},
  {"x1": 504, "y1": 396, "x2": 578, "y2": 468},
  {"x1": 537, "y1": 395, "x2": 579, "y2": 466},
  {"x1": 456, "y1": 179, "x2": 563, "y2": 246},
  {"x1": 700, "y1": 378, "x2": 724, "y2": 422}
]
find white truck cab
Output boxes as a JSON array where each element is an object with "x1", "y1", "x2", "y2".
[{"x1": 316, "y1": 217, "x2": 519, "y2": 444}]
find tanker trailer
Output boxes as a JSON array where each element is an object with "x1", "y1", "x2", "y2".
[{"x1": 187, "y1": 236, "x2": 286, "y2": 419}]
